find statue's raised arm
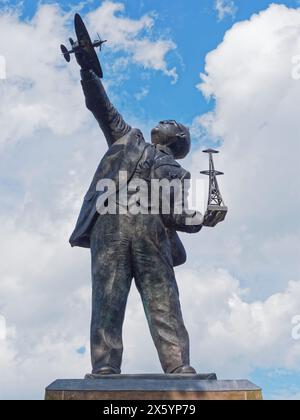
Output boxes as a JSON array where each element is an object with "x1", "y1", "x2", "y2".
[
  {"x1": 61, "y1": 13, "x2": 131, "y2": 147},
  {"x1": 79, "y1": 67, "x2": 131, "y2": 147}
]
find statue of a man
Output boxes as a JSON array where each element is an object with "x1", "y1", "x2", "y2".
[{"x1": 69, "y1": 48, "x2": 218, "y2": 377}]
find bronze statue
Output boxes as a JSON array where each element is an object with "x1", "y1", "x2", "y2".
[{"x1": 63, "y1": 14, "x2": 227, "y2": 377}]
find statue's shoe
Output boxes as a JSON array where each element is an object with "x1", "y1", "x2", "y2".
[
  {"x1": 85, "y1": 366, "x2": 120, "y2": 378},
  {"x1": 171, "y1": 365, "x2": 197, "y2": 375}
]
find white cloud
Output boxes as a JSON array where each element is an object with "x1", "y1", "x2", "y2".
[
  {"x1": 0, "y1": 316, "x2": 6, "y2": 340},
  {"x1": 178, "y1": 269, "x2": 300, "y2": 376},
  {"x1": 87, "y1": 1, "x2": 178, "y2": 82},
  {"x1": 121, "y1": 268, "x2": 300, "y2": 379},
  {"x1": 134, "y1": 86, "x2": 149, "y2": 101},
  {"x1": 215, "y1": 0, "x2": 237, "y2": 21},
  {"x1": 0, "y1": 4, "x2": 86, "y2": 149},
  {"x1": 0, "y1": 55, "x2": 6, "y2": 79},
  {"x1": 190, "y1": 3, "x2": 300, "y2": 298},
  {"x1": 1, "y1": 0, "x2": 300, "y2": 400}
]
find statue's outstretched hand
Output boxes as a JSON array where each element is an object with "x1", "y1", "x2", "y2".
[{"x1": 75, "y1": 48, "x2": 92, "y2": 71}]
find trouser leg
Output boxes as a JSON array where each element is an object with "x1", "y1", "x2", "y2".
[
  {"x1": 132, "y1": 215, "x2": 190, "y2": 373},
  {"x1": 90, "y1": 214, "x2": 132, "y2": 374}
]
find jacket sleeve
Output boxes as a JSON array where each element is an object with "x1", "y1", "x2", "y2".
[
  {"x1": 81, "y1": 69, "x2": 131, "y2": 147},
  {"x1": 154, "y1": 160, "x2": 204, "y2": 234}
]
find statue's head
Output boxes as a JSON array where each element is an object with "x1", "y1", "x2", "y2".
[{"x1": 151, "y1": 120, "x2": 191, "y2": 160}]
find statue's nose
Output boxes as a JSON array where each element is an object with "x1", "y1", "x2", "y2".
[{"x1": 152, "y1": 126, "x2": 160, "y2": 133}]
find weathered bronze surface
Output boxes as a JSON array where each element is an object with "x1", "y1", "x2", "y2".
[{"x1": 63, "y1": 14, "x2": 227, "y2": 376}]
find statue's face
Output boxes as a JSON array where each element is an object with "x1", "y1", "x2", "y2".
[{"x1": 151, "y1": 120, "x2": 182, "y2": 145}]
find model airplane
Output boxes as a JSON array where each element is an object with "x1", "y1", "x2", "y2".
[{"x1": 60, "y1": 13, "x2": 106, "y2": 78}]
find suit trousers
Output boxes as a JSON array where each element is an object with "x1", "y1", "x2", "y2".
[{"x1": 90, "y1": 212, "x2": 190, "y2": 374}]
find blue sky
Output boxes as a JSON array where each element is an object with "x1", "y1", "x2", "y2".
[
  {"x1": 11, "y1": 0, "x2": 300, "y2": 123},
  {"x1": 0, "y1": 0, "x2": 300, "y2": 400}
]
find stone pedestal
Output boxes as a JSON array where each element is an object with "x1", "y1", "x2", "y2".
[{"x1": 45, "y1": 375, "x2": 263, "y2": 401}]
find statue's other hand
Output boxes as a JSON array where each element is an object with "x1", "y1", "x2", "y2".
[
  {"x1": 203, "y1": 209, "x2": 225, "y2": 227},
  {"x1": 75, "y1": 49, "x2": 92, "y2": 71}
]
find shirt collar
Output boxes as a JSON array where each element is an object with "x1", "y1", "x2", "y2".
[{"x1": 156, "y1": 144, "x2": 173, "y2": 156}]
